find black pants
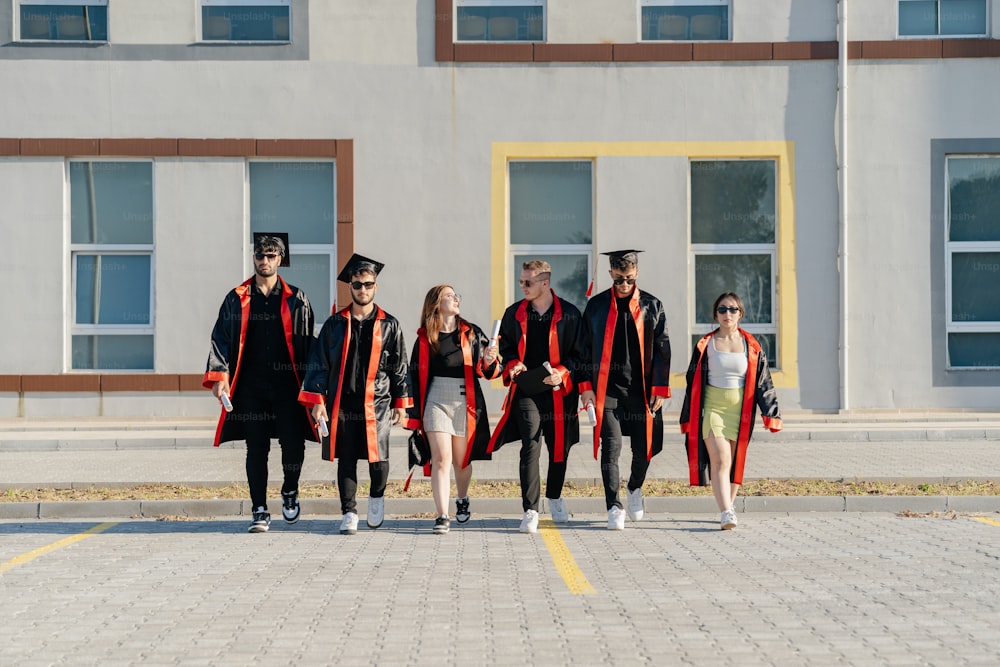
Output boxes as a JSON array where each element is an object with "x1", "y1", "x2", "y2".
[
  {"x1": 514, "y1": 392, "x2": 568, "y2": 512},
  {"x1": 599, "y1": 395, "x2": 651, "y2": 510},
  {"x1": 336, "y1": 408, "x2": 390, "y2": 514},
  {"x1": 237, "y1": 384, "x2": 306, "y2": 511}
]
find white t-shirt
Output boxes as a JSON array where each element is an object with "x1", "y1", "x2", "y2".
[{"x1": 706, "y1": 335, "x2": 747, "y2": 388}]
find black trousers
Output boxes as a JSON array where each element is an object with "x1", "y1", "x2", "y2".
[
  {"x1": 514, "y1": 392, "x2": 568, "y2": 512},
  {"x1": 336, "y1": 408, "x2": 389, "y2": 514},
  {"x1": 236, "y1": 383, "x2": 306, "y2": 511},
  {"x1": 599, "y1": 395, "x2": 651, "y2": 510}
]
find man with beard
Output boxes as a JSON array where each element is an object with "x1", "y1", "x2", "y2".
[
  {"x1": 299, "y1": 254, "x2": 411, "y2": 535},
  {"x1": 204, "y1": 233, "x2": 316, "y2": 533},
  {"x1": 578, "y1": 250, "x2": 671, "y2": 530}
]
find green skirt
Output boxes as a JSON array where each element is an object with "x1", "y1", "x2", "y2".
[{"x1": 702, "y1": 385, "x2": 743, "y2": 442}]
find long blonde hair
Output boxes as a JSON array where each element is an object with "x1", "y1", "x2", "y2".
[{"x1": 420, "y1": 284, "x2": 464, "y2": 355}]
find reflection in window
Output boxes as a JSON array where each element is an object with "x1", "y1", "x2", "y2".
[
  {"x1": 640, "y1": 0, "x2": 729, "y2": 41},
  {"x1": 946, "y1": 156, "x2": 1000, "y2": 368},
  {"x1": 70, "y1": 161, "x2": 154, "y2": 370},
  {"x1": 456, "y1": 0, "x2": 544, "y2": 42},
  {"x1": 19, "y1": 1, "x2": 108, "y2": 42},
  {"x1": 899, "y1": 0, "x2": 987, "y2": 37},
  {"x1": 690, "y1": 159, "x2": 778, "y2": 368},
  {"x1": 201, "y1": 0, "x2": 291, "y2": 42}
]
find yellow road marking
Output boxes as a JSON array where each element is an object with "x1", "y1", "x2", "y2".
[
  {"x1": 538, "y1": 519, "x2": 596, "y2": 595},
  {"x1": 0, "y1": 522, "x2": 117, "y2": 575},
  {"x1": 971, "y1": 517, "x2": 1000, "y2": 527}
]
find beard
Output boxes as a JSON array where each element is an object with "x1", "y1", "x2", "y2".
[
  {"x1": 255, "y1": 264, "x2": 277, "y2": 278},
  {"x1": 352, "y1": 291, "x2": 374, "y2": 307}
]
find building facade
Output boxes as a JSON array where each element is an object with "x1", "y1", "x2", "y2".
[{"x1": 1, "y1": 0, "x2": 998, "y2": 417}]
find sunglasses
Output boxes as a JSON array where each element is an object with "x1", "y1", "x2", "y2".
[
  {"x1": 612, "y1": 277, "x2": 637, "y2": 286},
  {"x1": 351, "y1": 281, "x2": 376, "y2": 290},
  {"x1": 254, "y1": 252, "x2": 280, "y2": 261},
  {"x1": 716, "y1": 306, "x2": 741, "y2": 314}
]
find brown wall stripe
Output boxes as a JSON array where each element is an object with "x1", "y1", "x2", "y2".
[
  {"x1": 177, "y1": 138, "x2": 257, "y2": 157},
  {"x1": 21, "y1": 375, "x2": 101, "y2": 392},
  {"x1": 435, "y1": 0, "x2": 454, "y2": 62},
  {"x1": 335, "y1": 139, "x2": 353, "y2": 224},
  {"x1": 0, "y1": 376, "x2": 20, "y2": 392},
  {"x1": 21, "y1": 138, "x2": 100, "y2": 156},
  {"x1": 256, "y1": 139, "x2": 338, "y2": 157},
  {"x1": 179, "y1": 374, "x2": 206, "y2": 392},
  {"x1": 100, "y1": 138, "x2": 179, "y2": 156},
  {"x1": 534, "y1": 43, "x2": 614, "y2": 62},
  {"x1": 0, "y1": 375, "x2": 212, "y2": 392},
  {"x1": 101, "y1": 375, "x2": 181, "y2": 392},
  {"x1": 0, "y1": 138, "x2": 20, "y2": 155}
]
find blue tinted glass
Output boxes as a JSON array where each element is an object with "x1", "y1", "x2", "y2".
[
  {"x1": 202, "y1": 5, "x2": 290, "y2": 41},
  {"x1": 899, "y1": 1, "x2": 938, "y2": 35},
  {"x1": 940, "y1": 0, "x2": 987, "y2": 35},
  {"x1": 278, "y1": 254, "x2": 331, "y2": 325},
  {"x1": 948, "y1": 332, "x2": 1000, "y2": 368},
  {"x1": 691, "y1": 160, "x2": 776, "y2": 244},
  {"x1": 948, "y1": 157, "x2": 1000, "y2": 242},
  {"x1": 951, "y1": 252, "x2": 1000, "y2": 322},
  {"x1": 75, "y1": 255, "x2": 151, "y2": 325},
  {"x1": 510, "y1": 162, "x2": 592, "y2": 245},
  {"x1": 694, "y1": 254, "x2": 772, "y2": 324},
  {"x1": 250, "y1": 162, "x2": 335, "y2": 245},
  {"x1": 72, "y1": 335, "x2": 154, "y2": 370},
  {"x1": 20, "y1": 5, "x2": 108, "y2": 41},
  {"x1": 70, "y1": 162, "x2": 153, "y2": 244},
  {"x1": 456, "y1": 6, "x2": 544, "y2": 41},
  {"x1": 641, "y1": 6, "x2": 728, "y2": 40}
]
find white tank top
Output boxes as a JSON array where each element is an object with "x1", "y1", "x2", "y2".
[{"x1": 706, "y1": 335, "x2": 747, "y2": 388}]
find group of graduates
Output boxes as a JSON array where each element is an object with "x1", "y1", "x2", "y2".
[{"x1": 204, "y1": 234, "x2": 781, "y2": 535}]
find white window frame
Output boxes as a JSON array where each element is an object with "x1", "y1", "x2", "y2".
[
  {"x1": 67, "y1": 159, "x2": 155, "y2": 372},
  {"x1": 944, "y1": 154, "x2": 1000, "y2": 369},
  {"x1": 455, "y1": 0, "x2": 546, "y2": 42},
  {"x1": 246, "y1": 158, "x2": 337, "y2": 321},
  {"x1": 16, "y1": 0, "x2": 108, "y2": 43},
  {"x1": 639, "y1": 0, "x2": 730, "y2": 42},
  {"x1": 199, "y1": 0, "x2": 292, "y2": 44},
  {"x1": 507, "y1": 159, "x2": 593, "y2": 308},
  {"x1": 897, "y1": 0, "x2": 989, "y2": 39}
]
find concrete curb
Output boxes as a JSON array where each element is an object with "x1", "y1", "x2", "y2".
[{"x1": 2, "y1": 496, "x2": 999, "y2": 520}]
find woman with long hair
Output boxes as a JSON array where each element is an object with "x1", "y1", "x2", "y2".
[
  {"x1": 406, "y1": 285, "x2": 500, "y2": 534},
  {"x1": 680, "y1": 292, "x2": 782, "y2": 529}
]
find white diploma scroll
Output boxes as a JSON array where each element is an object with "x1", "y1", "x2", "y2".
[
  {"x1": 220, "y1": 391, "x2": 233, "y2": 413},
  {"x1": 318, "y1": 416, "x2": 330, "y2": 437},
  {"x1": 586, "y1": 401, "x2": 597, "y2": 427},
  {"x1": 489, "y1": 319, "x2": 501, "y2": 345},
  {"x1": 542, "y1": 362, "x2": 560, "y2": 391}
]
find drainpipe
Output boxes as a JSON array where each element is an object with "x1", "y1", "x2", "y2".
[{"x1": 837, "y1": 0, "x2": 849, "y2": 411}]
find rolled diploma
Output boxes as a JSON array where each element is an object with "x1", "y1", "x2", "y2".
[{"x1": 220, "y1": 391, "x2": 233, "y2": 413}]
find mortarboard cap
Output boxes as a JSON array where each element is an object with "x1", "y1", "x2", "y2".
[
  {"x1": 601, "y1": 249, "x2": 644, "y2": 266},
  {"x1": 253, "y1": 232, "x2": 290, "y2": 267},
  {"x1": 337, "y1": 253, "x2": 385, "y2": 284}
]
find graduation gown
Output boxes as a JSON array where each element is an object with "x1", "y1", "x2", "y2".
[
  {"x1": 679, "y1": 328, "x2": 783, "y2": 486},
  {"x1": 202, "y1": 275, "x2": 316, "y2": 446},
  {"x1": 577, "y1": 287, "x2": 671, "y2": 460},
  {"x1": 405, "y1": 320, "x2": 501, "y2": 468},
  {"x1": 298, "y1": 306, "x2": 412, "y2": 462},
  {"x1": 487, "y1": 293, "x2": 583, "y2": 463}
]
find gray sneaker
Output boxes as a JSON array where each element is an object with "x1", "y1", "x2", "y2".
[
  {"x1": 367, "y1": 497, "x2": 384, "y2": 529},
  {"x1": 721, "y1": 509, "x2": 737, "y2": 530},
  {"x1": 339, "y1": 512, "x2": 359, "y2": 535},
  {"x1": 549, "y1": 498, "x2": 569, "y2": 523}
]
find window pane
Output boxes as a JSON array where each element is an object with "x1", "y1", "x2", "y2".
[
  {"x1": 948, "y1": 157, "x2": 1000, "y2": 242},
  {"x1": 691, "y1": 160, "x2": 775, "y2": 244},
  {"x1": 20, "y1": 5, "x2": 108, "y2": 41},
  {"x1": 948, "y1": 332, "x2": 1000, "y2": 368},
  {"x1": 642, "y1": 6, "x2": 728, "y2": 41},
  {"x1": 512, "y1": 253, "x2": 589, "y2": 312},
  {"x1": 940, "y1": 0, "x2": 986, "y2": 35},
  {"x1": 510, "y1": 162, "x2": 592, "y2": 245},
  {"x1": 899, "y1": 1, "x2": 938, "y2": 35},
  {"x1": 951, "y1": 252, "x2": 1000, "y2": 322},
  {"x1": 75, "y1": 255, "x2": 151, "y2": 325},
  {"x1": 278, "y1": 254, "x2": 331, "y2": 323},
  {"x1": 202, "y1": 5, "x2": 290, "y2": 41},
  {"x1": 456, "y1": 6, "x2": 544, "y2": 41},
  {"x1": 250, "y1": 162, "x2": 335, "y2": 245},
  {"x1": 72, "y1": 335, "x2": 154, "y2": 370},
  {"x1": 694, "y1": 254, "x2": 772, "y2": 324},
  {"x1": 70, "y1": 162, "x2": 153, "y2": 244},
  {"x1": 690, "y1": 332, "x2": 776, "y2": 368}
]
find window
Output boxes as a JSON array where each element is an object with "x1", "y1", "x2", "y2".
[
  {"x1": 18, "y1": 0, "x2": 108, "y2": 42},
  {"x1": 201, "y1": 0, "x2": 291, "y2": 42},
  {"x1": 690, "y1": 160, "x2": 778, "y2": 367},
  {"x1": 508, "y1": 161, "x2": 592, "y2": 311},
  {"x1": 945, "y1": 156, "x2": 1000, "y2": 369},
  {"x1": 899, "y1": 0, "x2": 987, "y2": 37},
  {"x1": 455, "y1": 0, "x2": 545, "y2": 42},
  {"x1": 70, "y1": 161, "x2": 154, "y2": 370},
  {"x1": 249, "y1": 161, "x2": 336, "y2": 319},
  {"x1": 640, "y1": 0, "x2": 729, "y2": 41}
]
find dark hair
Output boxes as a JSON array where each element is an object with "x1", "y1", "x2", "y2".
[
  {"x1": 254, "y1": 235, "x2": 285, "y2": 256},
  {"x1": 420, "y1": 284, "x2": 465, "y2": 355},
  {"x1": 348, "y1": 261, "x2": 378, "y2": 280},
  {"x1": 609, "y1": 252, "x2": 639, "y2": 272},
  {"x1": 712, "y1": 292, "x2": 745, "y2": 322}
]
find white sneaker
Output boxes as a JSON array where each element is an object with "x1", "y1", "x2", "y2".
[
  {"x1": 721, "y1": 508, "x2": 737, "y2": 530},
  {"x1": 626, "y1": 487, "x2": 644, "y2": 522},
  {"x1": 519, "y1": 509, "x2": 539, "y2": 534},
  {"x1": 339, "y1": 512, "x2": 359, "y2": 535},
  {"x1": 549, "y1": 498, "x2": 568, "y2": 523},
  {"x1": 367, "y1": 496, "x2": 384, "y2": 529},
  {"x1": 607, "y1": 506, "x2": 625, "y2": 530}
]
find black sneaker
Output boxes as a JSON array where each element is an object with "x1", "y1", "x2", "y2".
[
  {"x1": 455, "y1": 497, "x2": 471, "y2": 524},
  {"x1": 248, "y1": 507, "x2": 270, "y2": 533},
  {"x1": 433, "y1": 516, "x2": 450, "y2": 535},
  {"x1": 281, "y1": 490, "x2": 300, "y2": 524}
]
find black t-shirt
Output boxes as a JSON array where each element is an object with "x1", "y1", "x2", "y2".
[
  {"x1": 240, "y1": 280, "x2": 295, "y2": 391},
  {"x1": 523, "y1": 304, "x2": 554, "y2": 370},
  {"x1": 430, "y1": 330, "x2": 465, "y2": 379},
  {"x1": 342, "y1": 311, "x2": 376, "y2": 405},
  {"x1": 606, "y1": 295, "x2": 643, "y2": 400}
]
